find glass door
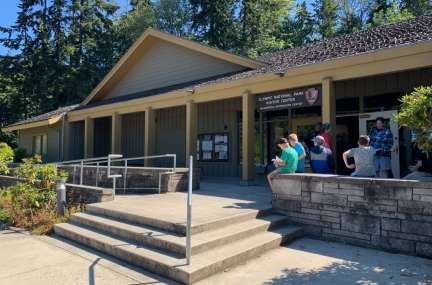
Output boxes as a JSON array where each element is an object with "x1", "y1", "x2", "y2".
[
  {"x1": 292, "y1": 117, "x2": 321, "y2": 173},
  {"x1": 358, "y1": 110, "x2": 400, "y2": 178}
]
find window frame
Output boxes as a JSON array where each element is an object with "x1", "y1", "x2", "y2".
[{"x1": 32, "y1": 133, "x2": 48, "y2": 156}]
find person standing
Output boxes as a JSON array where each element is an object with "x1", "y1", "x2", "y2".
[
  {"x1": 403, "y1": 143, "x2": 432, "y2": 181},
  {"x1": 267, "y1": 138, "x2": 298, "y2": 190},
  {"x1": 320, "y1": 123, "x2": 334, "y2": 154},
  {"x1": 368, "y1": 117, "x2": 394, "y2": 178},
  {"x1": 342, "y1": 135, "x2": 375, "y2": 177},
  {"x1": 288, "y1": 134, "x2": 306, "y2": 173},
  {"x1": 302, "y1": 122, "x2": 322, "y2": 153},
  {"x1": 310, "y1": 136, "x2": 335, "y2": 174}
]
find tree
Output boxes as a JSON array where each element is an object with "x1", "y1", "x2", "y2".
[
  {"x1": 400, "y1": 0, "x2": 432, "y2": 16},
  {"x1": 114, "y1": 0, "x2": 156, "y2": 55},
  {"x1": 153, "y1": 0, "x2": 193, "y2": 37},
  {"x1": 395, "y1": 86, "x2": 432, "y2": 154},
  {"x1": 366, "y1": 0, "x2": 414, "y2": 28},
  {"x1": 336, "y1": 0, "x2": 373, "y2": 34},
  {"x1": 234, "y1": 0, "x2": 294, "y2": 57},
  {"x1": 283, "y1": 1, "x2": 315, "y2": 47},
  {"x1": 190, "y1": 0, "x2": 236, "y2": 50},
  {"x1": 312, "y1": 0, "x2": 339, "y2": 40}
]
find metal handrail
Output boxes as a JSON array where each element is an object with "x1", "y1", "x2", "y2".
[{"x1": 54, "y1": 154, "x2": 177, "y2": 194}]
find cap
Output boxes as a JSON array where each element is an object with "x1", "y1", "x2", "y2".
[
  {"x1": 276, "y1": 138, "x2": 288, "y2": 144},
  {"x1": 311, "y1": 135, "x2": 325, "y2": 144}
]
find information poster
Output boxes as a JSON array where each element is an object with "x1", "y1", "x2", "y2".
[{"x1": 197, "y1": 132, "x2": 229, "y2": 162}]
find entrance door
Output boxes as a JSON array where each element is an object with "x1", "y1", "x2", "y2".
[
  {"x1": 358, "y1": 110, "x2": 400, "y2": 178},
  {"x1": 292, "y1": 117, "x2": 322, "y2": 173}
]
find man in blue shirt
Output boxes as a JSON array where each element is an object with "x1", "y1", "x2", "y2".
[
  {"x1": 288, "y1": 134, "x2": 306, "y2": 173},
  {"x1": 368, "y1": 117, "x2": 394, "y2": 178}
]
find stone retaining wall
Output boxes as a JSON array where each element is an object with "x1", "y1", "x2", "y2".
[
  {"x1": 57, "y1": 166, "x2": 200, "y2": 193},
  {"x1": 271, "y1": 173, "x2": 432, "y2": 258},
  {"x1": 0, "y1": 175, "x2": 113, "y2": 204}
]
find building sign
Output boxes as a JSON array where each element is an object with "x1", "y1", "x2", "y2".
[{"x1": 256, "y1": 86, "x2": 322, "y2": 112}]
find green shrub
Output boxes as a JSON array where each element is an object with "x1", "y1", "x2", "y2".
[
  {"x1": 0, "y1": 208, "x2": 10, "y2": 224},
  {"x1": 395, "y1": 86, "x2": 432, "y2": 153},
  {"x1": 0, "y1": 142, "x2": 14, "y2": 163},
  {"x1": 1, "y1": 155, "x2": 73, "y2": 234},
  {"x1": 13, "y1": 147, "x2": 29, "y2": 163}
]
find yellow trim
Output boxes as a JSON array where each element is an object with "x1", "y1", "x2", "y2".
[
  {"x1": 2, "y1": 115, "x2": 63, "y2": 132},
  {"x1": 81, "y1": 28, "x2": 268, "y2": 106},
  {"x1": 67, "y1": 42, "x2": 432, "y2": 123}
]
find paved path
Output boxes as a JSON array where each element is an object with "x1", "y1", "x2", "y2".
[
  {"x1": 1, "y1": 230, "x2": 431, "y2": 285},
  {"x1": 1, "y1": 178, "x2": 431, "y2": 284}
]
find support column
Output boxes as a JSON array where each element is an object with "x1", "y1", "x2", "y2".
[
  {"x1": 322, "y1": 77, "x2": 337, "y2": 168},
  {"x1": 241, "y1": 91, "x2": 256, "y2": 184},
  {"x1": 186, "y1": 100, "x2": 198, "y2": 168},
  {"x1": 111, "y1": 112, "x2": 122, "y2": 155},
  {"x1": 84, "y1": 117, "x2": 94, "y2": 158},
  {"x1": 144, "y1": 107, "x2": 156, "y2": 167}
]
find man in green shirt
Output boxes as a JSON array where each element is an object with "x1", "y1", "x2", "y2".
[{"x1": 267, "y1": 137, "x2": 298, "y2": 190}]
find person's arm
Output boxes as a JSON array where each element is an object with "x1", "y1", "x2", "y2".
[
  {"x1": 301, "y1": 141, "x2": 309, "y2": 152},
  {"x1": 384, "y1": 129, "x2": 394, "y2": 152},
  {"x1": 410, "y1": 160, "x2": 422, "y2": 172},
  {"x1": 343, "y1": 150, "x2": 355, "y2": 169},
  {"x1": 298, "y1": 153, "x2": 306, "y2": 161}
]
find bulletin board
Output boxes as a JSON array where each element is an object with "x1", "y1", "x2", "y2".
[{"x1": 197, "y1": 133, "x2": 229, "y2": 162}]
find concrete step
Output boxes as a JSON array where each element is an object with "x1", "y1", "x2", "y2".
[
  {"x1": 70, "y1": 212, "x2": 287, "y2": 256},
  {"x1": 85, "y1": 203, "x2": 272, "y2": 235},
  {"x1": 54, "y1": 222, "x2": 302, "y2": 284}
]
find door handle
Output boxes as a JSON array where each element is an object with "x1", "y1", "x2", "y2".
[{"x1": 390, "y1": 147, "x2": 398, "y2": 155}]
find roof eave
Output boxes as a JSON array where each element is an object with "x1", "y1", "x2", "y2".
[{"x1": 2, "y1": 115, "x2": 63, "y2": 132}]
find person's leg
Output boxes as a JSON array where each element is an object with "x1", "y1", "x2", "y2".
[
  {"x1": 403, "y1": 171, "x2": 422, "y2": 180},
  {"x1": 267, "y1": 173, "x2": 273, "y2": 189},
  {"x1": 380, "y1": 156, "x2": 391, "y2": 178},
  {"x1": 373, "y1": 155, "x2": 381, "y2": 177},
  {"x1": 267, "y1": 168, "x2": 282, "y2": 190}
]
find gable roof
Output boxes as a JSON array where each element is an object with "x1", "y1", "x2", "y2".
[
  {"x1": 2, "y1": 105, "x2": 79, "y2": 132},
  {"x1": 73, "y1": 14, "x2": 432, "y2": 111},
  {"x1": 81, "y1": 28, "x2": 268, "y2": 106}
]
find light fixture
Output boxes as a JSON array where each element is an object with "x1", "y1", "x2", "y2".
[
  {"x1": 186, "y1": 89, "x2": 195, "y2": 94},
  {"x1": 274, "y1": 71, "x2": 284, "y2": 77}
]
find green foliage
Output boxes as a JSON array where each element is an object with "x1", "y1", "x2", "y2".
[
  {"x1": 0, "y1": 155, "x2": 72, "y2": 234},
  {"x1": 0, "y1": 207, "x2": 10, "y2": 224},
  {"x1": 0, "y1": 142, "x2": 14, "y2": 163},
  {"x1": 394, "y1": 86, "x2": 432, "y2": 153},
  {"x1": 366, "y1": 0, "x2": 414, "y2": 28},
  {"x1": 313, "y1": 0, "x2": 339, "y2": 39},
  {"x1": 13, "y1": 147, "x2": 29, "y2": 163}
]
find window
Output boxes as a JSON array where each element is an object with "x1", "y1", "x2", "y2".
[{"x1": 33, "y1": 134, "x2": 47, "y2": 156}]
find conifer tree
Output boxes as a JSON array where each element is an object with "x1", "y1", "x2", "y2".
[{"x1": 312, "y1": 0, "x2": 339, "y2": 40}]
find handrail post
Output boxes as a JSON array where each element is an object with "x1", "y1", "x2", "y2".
[
  {"x1": 124, "y1": 160, "x2": 128, "y2": 194},
  {"x1": 96, "y1": 162, "x2": 99, "y2": 187},
  {"x1": 80, "y1": 160, "x2": 83, "y2": 185},
  {"x1": 186, "y1": 155, "x2": 192, "y2": 265},
  {"x1": 107, "y1": 154, "x2": 122, "y2": 199},
  {"x1": 173, "y1": 155, "x2": 176, "y2": 172},
  {"x1": 73, "y1": 165, "x2": 76, "y2": 184}
]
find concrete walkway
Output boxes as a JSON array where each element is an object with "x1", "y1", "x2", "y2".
[
  {"x1": 1, "y1": 230, "x2": 431, "y2": 285},
  {"x1": 1, "y1": 178, "x2": 431, "y2": 284}
]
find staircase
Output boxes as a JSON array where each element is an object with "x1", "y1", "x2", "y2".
[{"x1": 54, "y1": 203, "x2": 302, "y2": 284}]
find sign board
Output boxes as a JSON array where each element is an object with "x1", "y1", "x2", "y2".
[{"x1": 256, "y1": 86, "x2": 322, "y2": 112}]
